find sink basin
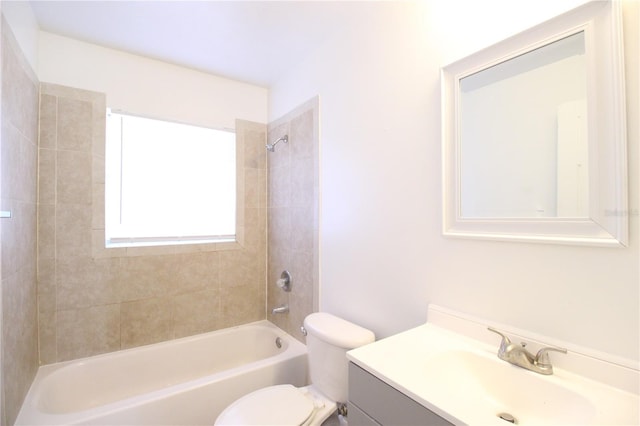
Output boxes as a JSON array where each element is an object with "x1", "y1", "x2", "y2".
[
  {"x1": 347, "y1": 305, "x2": 640, "y2": 426},
  {"x1": 422, "y1": 350, "x2": 596, "y2": 425}
]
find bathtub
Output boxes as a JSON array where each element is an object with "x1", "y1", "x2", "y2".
[{"x1": 16, "y1": 321, "x2": 308, "y2": 425}]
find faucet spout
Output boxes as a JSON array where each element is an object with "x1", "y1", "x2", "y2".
[
  {"x1": 488, "y1": 327, "x2": 566, "y2": 375},
  {"x1": 271, "y1": 304, "x2": 289, "y2": 315}
]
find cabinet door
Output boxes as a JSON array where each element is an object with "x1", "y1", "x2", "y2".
[
  {"x1": 347, "y1": 402, "x2": 380, "y2": 426},
  {"x1": 348, "y1": 363, "x2": 453, "y2": 426}
]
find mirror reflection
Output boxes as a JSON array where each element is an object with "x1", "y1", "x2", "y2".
[{"x1": 459, "y1": 31, "x2": 587, "y2": 218}]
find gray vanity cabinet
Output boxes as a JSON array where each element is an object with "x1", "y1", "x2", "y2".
[{"x1": 347, "y1": 362, "x2": 454, "y2": 426}]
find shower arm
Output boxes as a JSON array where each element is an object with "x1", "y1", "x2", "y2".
[{"x1": 266, "y1": 135, "x2": 288, "y2": 152}]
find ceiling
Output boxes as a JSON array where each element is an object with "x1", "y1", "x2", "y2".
[{"x1": 29, "y1": 1, "x2": 374, "y2": 88}]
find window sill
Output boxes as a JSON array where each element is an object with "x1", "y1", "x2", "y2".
[
  {"x1": 93, "y1": 229, "x2": 244, "y2": 258},
  {"x1": 105, "y1": 236, "x2": 236, "y2": 249}
]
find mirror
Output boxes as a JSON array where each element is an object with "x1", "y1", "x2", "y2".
[
  {"x1": 442, "y1": 0, "x2": 627, "y2": 246},
  {"x1": 460, "y1": 32, "x2": 587, "y2": 219}
]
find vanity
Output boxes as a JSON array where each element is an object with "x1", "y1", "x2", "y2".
[
  {"x1": 346, "y1": 305, "x2": 639, "y2": 425},
  {"x1": 348, "y1": 362, "x2": 452, "y2": 426}
]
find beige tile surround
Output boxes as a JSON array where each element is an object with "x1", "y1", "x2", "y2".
[
  {"x1": 2, "y1": 13, "x2": 319, "y2": 420},
  {"x1": 1, "y1": 16, "x2": 39, "y2": 426},
  {"x1": 267, "y1": 98, "x2": 319, "y2": 342},
  {"x1": 38, "y1": 83, "x2": 267, "y2": 363}
]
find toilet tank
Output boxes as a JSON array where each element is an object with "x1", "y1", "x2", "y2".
[{"x1": 303, "y1": 313, "x2": 375, "y2": 403}]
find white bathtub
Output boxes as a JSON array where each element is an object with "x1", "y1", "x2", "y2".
[{"x1": 16, "y1": 321, "x2": 308, "y2": 425}]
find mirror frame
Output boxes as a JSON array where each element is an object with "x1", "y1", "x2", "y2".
[{"x1": 441, "y1": 0, "x2": 628, "y2": 247}]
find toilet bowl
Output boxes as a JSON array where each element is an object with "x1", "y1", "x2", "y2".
[{"x1": 214, "y1": 313, "x2": 375, "y2": 426}]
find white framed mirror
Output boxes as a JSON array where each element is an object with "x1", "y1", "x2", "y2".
[{"x1": 441, "y1": 0, "x2": 627, "y2": 247}]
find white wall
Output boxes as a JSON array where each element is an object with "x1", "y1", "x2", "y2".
[
  {"x1": 270, "y1": 0, "x2": 639, "y2": 362},
  {"x1": 1, "y1": 0, "x2": 38, "y2": 72},
  {"x1": 38, "y1": 31, "x2": 268, "y2": 130}
]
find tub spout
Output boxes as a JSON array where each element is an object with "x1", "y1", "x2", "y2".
[{"x1": 271, "y1": 304, "x2": 289, "y2": 314}]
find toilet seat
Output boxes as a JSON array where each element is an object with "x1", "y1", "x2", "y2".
[{"x1": 215, "y1": 384, "x2": 336, "y2": 426}]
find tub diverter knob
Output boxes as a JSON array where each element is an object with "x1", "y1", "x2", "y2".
[{"x1": 277, "y1": 270, "x2": 292, "y2": 292}]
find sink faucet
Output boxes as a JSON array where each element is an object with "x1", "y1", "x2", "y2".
[{"x1": 488, "y1": 327, "x2": 566, "y2": 375}]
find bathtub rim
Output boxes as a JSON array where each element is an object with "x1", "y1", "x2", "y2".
[
  {"x1": 41, "y1": 319, "x2": 298, "y2": 370},
  {"x1": 16, "y1": 320, "x2": 307, "y2": 425}
]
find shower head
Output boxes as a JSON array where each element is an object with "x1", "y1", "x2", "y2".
[{"x1": 266, "y1": 135, "x2": 288, "y2": 152}]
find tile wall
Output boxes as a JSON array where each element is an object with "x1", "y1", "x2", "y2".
[
  {"x1": 267, "y1": 98, "x2": 319, "y2": 342},
  {"x1": 0, "y1": 16, "x2": 39, "y2": 425},
  {"x1": 37, "y1": 82, "x2": 268, "y2": 363}
]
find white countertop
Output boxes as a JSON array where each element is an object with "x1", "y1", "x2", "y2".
[{"x1": 347, "y1": 305, "x2": 640, "y2": 426}]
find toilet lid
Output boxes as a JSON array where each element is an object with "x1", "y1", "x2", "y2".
[{"x1": 216, "y1": 384, "x2": 315, "y2": 425}]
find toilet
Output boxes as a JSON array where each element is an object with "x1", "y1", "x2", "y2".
[{"x1": 215, "y1": 313, "x2": 375, "y2": 426}]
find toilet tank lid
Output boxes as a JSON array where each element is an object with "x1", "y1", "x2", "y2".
[{"x1": 304, "y1": 313, "x2": 375, "y2": 349}]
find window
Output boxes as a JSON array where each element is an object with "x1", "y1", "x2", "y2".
[{"x1": 105, "y1": 110, "x2": 236, "y2": 247}]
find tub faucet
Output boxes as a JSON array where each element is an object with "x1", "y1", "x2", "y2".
[
  {"x1": 271, "y1": 304, "x2": 289, "y2": 315},
  {"x1": 488, "y1": 327, "x2": 566, "y2": 375}
]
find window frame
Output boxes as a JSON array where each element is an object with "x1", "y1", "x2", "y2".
[{"x1": 104, "y1": 109, "x2": 239, "y2": 248}]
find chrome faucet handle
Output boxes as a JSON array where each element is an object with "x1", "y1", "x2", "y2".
[
  {"x1": 487, "y1": 327, "x2": 511, "y2": 342},
  {"x1": 487, "y1": 327, "x2": 512, "y2": 355},
  {"x1": 535, "y1": 346, "x2": 567, "y2": 367}
]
